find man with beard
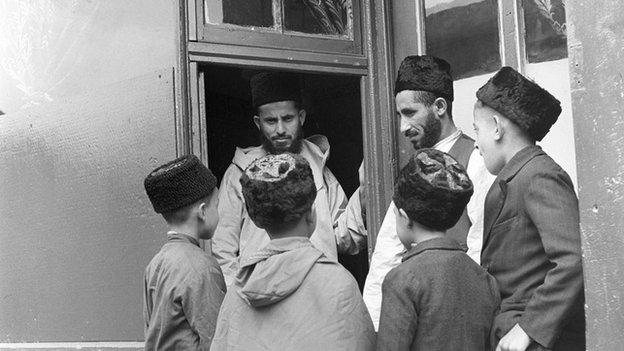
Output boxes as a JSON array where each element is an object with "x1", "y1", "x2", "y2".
[
  {"x1": 212, "y1": 71, "x2": 366, "y2": 286},
  {"x1": 361, "y1": 55, "x2": 495, "y2": 329}
]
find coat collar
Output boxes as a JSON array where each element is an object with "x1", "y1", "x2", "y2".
[
  {"x1": 239, "y1": 237, "x2": 322, "y2": 268},
  {"x1": 496, "y1": 145, "x2": 544, "y2": 183},
  {"x1": 402, "y1": 236, "x2": 465, "y2": 262},
  {"x1": 166, "y1": 232, "x2": 200, "y2": 247},
  {"x1": 482, "y1": 145, "x2": 545, "y2": 245}
]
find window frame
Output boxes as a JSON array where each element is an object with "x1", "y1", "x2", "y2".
[
  {"x1": 413, "y1": 0, "x2": 528, "y2": 74},
  {"x1": 184, "y1": 0, "x2": 397, "y2": 259},
  {"x1": 195, "y1": 0, "x2": 364, "y2": 56}
]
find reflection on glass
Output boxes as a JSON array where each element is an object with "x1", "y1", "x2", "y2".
[
  {"x1": 206, "y1": 0, "x2": 274, "y2": 28},
  {"x1": 523, "y1": 0, "x2": 567, "y2": 63},
  {"x1": 424, "y1": 0, "x2": 501, "y2": 80},
  {"x1": 283, "y1": 0, "x2": 351, "y2": 36}
]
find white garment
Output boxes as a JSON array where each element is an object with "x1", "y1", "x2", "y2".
[{"x1": 362, "y1": 130, "x2": 495, "y2": 330}]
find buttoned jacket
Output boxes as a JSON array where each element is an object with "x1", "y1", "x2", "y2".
[{"x1": 481, "y1": 145, "x2": 585, "y2": 350}]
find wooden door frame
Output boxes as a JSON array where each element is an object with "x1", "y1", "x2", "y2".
[{"x1": 178, "y1": 0, "x2": 397, "y2": 259}]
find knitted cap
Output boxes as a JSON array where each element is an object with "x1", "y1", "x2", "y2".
[
  {"x1": 476, "y1": 66, "x2": 561, "y2": 141},
  {"x1": 144, "y1": 155, "x2": 217, "y2": 213},
  {"x1": 250, "y1": 71, "x2": 301, "y2": 109},
  {"x1": 240, "y1": 153, "x2": 316, "y2": 229},
  {"x1": 395, "y1": 55, "x2": 454, "y2": 101},
  {"x1": 393, "y1": 148, "x2": 473, "y2": 231}
]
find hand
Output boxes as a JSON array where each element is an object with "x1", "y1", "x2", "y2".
[{"x1": 496, "y1": 324, "x2": 531, "y2": 351}]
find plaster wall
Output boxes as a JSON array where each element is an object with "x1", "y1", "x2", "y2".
[
  {"x1": 567, "y1": 1, "x2": 624, "y2": 349},
  {"x1": 0, "y1": 0, "x2": 181, "y2": 346},
  {"x1": 0, "y1": 1, "x2": 178, "y2": 113}
]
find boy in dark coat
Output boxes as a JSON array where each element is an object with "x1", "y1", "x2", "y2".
[
  {"x1": 376, "y1": 148, "x2": 500, "y2": 351},
  {"x1": 143, "y1": 155, "x2": 226, "y2": 350},
  {"x1": 473, "y1": 67, "x2": 585, "y2": 351}
]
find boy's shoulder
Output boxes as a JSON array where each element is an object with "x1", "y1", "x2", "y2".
[
  {"x1": 312, "y1": 257, "x2": 359, "y2": 286},
  {"x1": 301, "y1": 257, "x2": 362, "y2": 300},
  {"x1": 511, "y1": 148, "x2": 570, "y2": 182},
  {"x1": 524, "y1": 152, "x2": 565, "y2": 174},
  {"x1": 385, "y1": 247, "x2": 480, "y2": 287},
  {"x1": 148, "y1": 241, "x2": 221, "y2": 278}
]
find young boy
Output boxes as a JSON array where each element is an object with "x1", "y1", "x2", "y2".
[
  {"x1": 143, "y1": 155, "x2": 226, "y2": 350},
  {"x1": 473, "y1": 67, "x2": 585, "y2": 351},
  {"x1": 210, "y1": 153, "x2": 375, "y2": 351},
  {"x1": 376, "y1": 148, "x2": 500, "y2": 351}
]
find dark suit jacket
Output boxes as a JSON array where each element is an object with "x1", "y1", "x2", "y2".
[
  {"x1": 377, "y1": 237, "x2": 500, "y2": 351},
  {"x1": 481, "y1": 146, "x2": 585, "y2": 350}
]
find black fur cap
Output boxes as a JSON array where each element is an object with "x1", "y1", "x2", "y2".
[
  {"x1": 395, "y1": 55, "x2": 454, "y2": 101},
  {"x1": 144, "y1": 155, "x2": 217, "y2": 213},
  {"x1": 250, "y1": 71, "x2": 301, "y2": 109},
  {"x1": 476, "y1": 66, "x2": 561, "y2": 141},
  {"x1": 393, "y1": 149, "x2": 473, "y2": 231}
]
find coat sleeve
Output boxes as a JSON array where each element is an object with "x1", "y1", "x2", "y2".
[
  {"x1": 465, "y1": 150, "x2": 496, "y2": 264},
  {"x1": 143, "y1": 271, "x2": 151, "y2": 335},
  {"x1": 324, "y1": 168, "x2": 368, "y2": 255},
  {"x1": 334, "y1": 186, "x2": 368, "y2": 255},
  {"x1": 362, "y1": 202, "x2": 404, "y2": 330},
  {"x1": 182, "y1": 267, "x2": 226, "y2": 351},
  {"x1": 518, "y1": 169, "x2": 584, "y2": 348},
  {"x1": 376, "y1": 269, "x2": 419, "y2": 351},
  {"x1": 211, "y1": 164, "x2": 244, "y2": 286}
]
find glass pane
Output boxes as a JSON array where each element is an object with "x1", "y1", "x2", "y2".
[
  {"x1": 205, "y1": 0, "x2": 274, "y2": 28},
  {"x1": 283, "y1": 0, "x2": 352, "y2": 36},
  {"x1": 523, "y1": 0, "x2": 567, "y2": 63},
  {"x1": 424, "y1": 0, "x2": 501, "y2": 80}
]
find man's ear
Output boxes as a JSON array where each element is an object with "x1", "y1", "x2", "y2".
[
  {"x1": 433, "y1": 97, "x2": 448, "y2": 117},
  {"x1": 398, "y1": 208, "x2": 415, "y2": 229},
  {"x1": 197, "y1": 202, "x2": 207, "y2": 222},
  {"x1": 398, "y1": 207, "x2": 409, "y2": 220},
  {"x1": 253, "y1": 115, "x2": 261, "y2": 130},
  {"x1": 306, "y1": 207, "x2": 316, "y2": 227},
  {"x1": 492, "y1": 114, "x2": 504, "y2": 141},
  {"x1": 298, "y1": 109, "x2": 306, "y2": 126}
]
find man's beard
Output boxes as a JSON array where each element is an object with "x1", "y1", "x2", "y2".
[
  {"x1": 261, "y1": 129, "x2": 304, "y2": 154},
  {"x1": 413, "y1": 112, "x2": 442, "y2": 149}
]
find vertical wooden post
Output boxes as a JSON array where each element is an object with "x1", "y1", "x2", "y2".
[
  {"x1": 497, "y1": 0, "x2": 526, "y2": 72},
  {"x1": 361, "y1": 0, "x2": 396, "y2": 258}
]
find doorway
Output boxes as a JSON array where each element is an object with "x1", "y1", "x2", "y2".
[{"x1": 202, "y1": 64, "x2": 369, "y2": 289}]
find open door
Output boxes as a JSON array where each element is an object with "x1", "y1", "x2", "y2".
[{"x1": 199, "y1": 64, "x2": 369, "y2": 288}]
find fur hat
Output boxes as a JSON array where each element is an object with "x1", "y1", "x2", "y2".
[
  {"x1": 144, "y1": 155, "x2": 217, "y2": 213},
  {"x1": 240, "y1": 153, "x2": 316, "y2": 229},
  {"x1": 476, "y1": 66, "x2": 561, "y2": 141},
  {"x1": 393, "y1": 149, "x2": 473, "y2": 231},
  {"x1": 250, "y1": 71, "x2": 301, "y2": 109},
  {"x1": 395, "y1": 55, "x2": 454, "y2": 101}
]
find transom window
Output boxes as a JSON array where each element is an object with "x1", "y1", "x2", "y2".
[{"x1": 205, "y1": 0, "x2": 353, "y2": 39}]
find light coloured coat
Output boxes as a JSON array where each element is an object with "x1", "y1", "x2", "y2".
[{"x1": 212, "y1": 135, "x2": 366, "y2": 286}]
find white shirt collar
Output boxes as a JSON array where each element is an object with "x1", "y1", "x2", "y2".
[{"x1": 432, "y1": 129, "x2": 462, "y2": 153}]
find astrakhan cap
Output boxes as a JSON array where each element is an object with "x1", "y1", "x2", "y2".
[
  {"x1": 393, "y1": 148, "x2": 473, "y2": 231},
  {"x1": 250, "y1": 71, "x2": 301, "y2": 109},
  {"x1": 476, "y1": 66, "x2": 561, "y2": 141},
  {"x1": 395, "y1": 55, "x2": 454, "y2": 101},
  {"x1": 144, "y1": 155, "x2": 217, "y2": 213}
]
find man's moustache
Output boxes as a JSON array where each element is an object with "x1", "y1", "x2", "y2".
[{"x1": 404, "y1": 130, "x2": 419, "y2": 138}]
